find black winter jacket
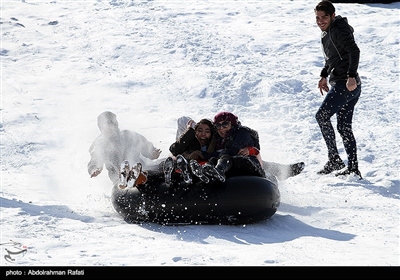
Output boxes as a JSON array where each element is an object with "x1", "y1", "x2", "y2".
[
  {"x1": 215, "y1": 125, "x2": 256, "y2": 157},
  {"x1": 320, "y1": 16, "x2": 361, "y2": 84},
  {"x1": 169, "y1": 127, "x2": 216, "y2": 160}
]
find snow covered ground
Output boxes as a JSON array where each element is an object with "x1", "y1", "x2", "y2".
[{"x1": 1, "y1": 0, "x2": 399, "y2": 269}]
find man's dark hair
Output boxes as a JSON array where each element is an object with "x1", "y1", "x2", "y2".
[{"x1": 315, "y1": 1, "x2": 335, "y2": 16}]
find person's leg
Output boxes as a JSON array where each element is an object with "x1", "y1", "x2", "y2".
[
  {"x1": 232, "y1": 155, "x2": 266, "y2": 178},
  {"x1": 145, "y1": 169, "x2": 165, "y2": 184},
  {"x1": 336, "y1": 96, "x2": 359, "y2": 167},
  {"x1": 135, "y1": 168, "x2": 165, "y2": 193},
  {"x1": 262, "y1": 161, "x2": 282, "y2": 178},
  {"x1": 315, "y1": 83, "x2": 349, "y2": 174},
  {"x1": 207, "y1": 157, "x2": 218, "y2": 166},
  {"x1": 335, "y1": 85, "x2": 362, "y2": 177},
  {"x1": 263, "y1": 161, "x2": 305, "y2": 181},
  {"x1": 316, "y1": 88, "x2": 341, "y2": 160}
]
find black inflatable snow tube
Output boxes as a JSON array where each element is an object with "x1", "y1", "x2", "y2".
[{"x1": 111, "y1": 175, "x2": 280, "y2": 225}]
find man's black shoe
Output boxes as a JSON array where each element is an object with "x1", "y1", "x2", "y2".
[
  {"x1": 317, "y1": 158, "x2": 345, "y2": 175},
  {"x1": 335, "y1": 168, "x2": 363, "y2": 179}
]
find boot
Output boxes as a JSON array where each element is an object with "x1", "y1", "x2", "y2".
[
  {"x1": 317, "y1": 155, "x2": 345, "y2": 175},
  {"x1": 289, "y1": 162, "x2": 305, "y2": 177},
  {"x1": 135, "y1": 171, "x2": 148, "y2": 186},
  {"x1": 118, "y1": 160, "x2": 131, "y2": 189},
  {"x1": 129, "y1": 162, "x2": 148, "y2": 187},
  {"x1": 189, "y1": 160, "x2": 210, "y2": 184},
  {"x1": 335, "y1": 160, "x2": 362, "y2": 179},
  {"x1": 203, "y1": 156, "x2": 231, "y2": 182},
  {"x1": 176, "y1": 155, "x2": 192, "y2": 184},
  {"x1": 163, "y1": 157, "x2": 175, "y2": 186},
  {"x1": 335, "y1": 168, "x2": 362, "y2": 179}
]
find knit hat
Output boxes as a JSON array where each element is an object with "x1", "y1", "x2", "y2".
[{"x1": 213, "y1": 112, "x2": 238, "y2": 125}]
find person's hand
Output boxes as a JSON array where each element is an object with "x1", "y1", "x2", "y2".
[
  {"x1": 187, "y1": 119, "x2": 196, "y2": 129},
  {"x1": 238, "y1": 147, "x2": 250, "y2": 156},
  {"x1": 152, "y1": 148, "x2": 162, "y2": 159},
  {"x1": 188, "y1": 150, "x2": 204, "y2": 160},
  {"x1": 318, "y1": 77, "x2": 329, "y2": 95},
  {"x1": 90, "y1": 168, "x2": 102, "y2": 178},
  {"x1": 346, "y1": 77, "x2": 357, "y2": 91}
]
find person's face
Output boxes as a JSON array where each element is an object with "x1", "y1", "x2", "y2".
[
  {"x1": 215, "y1": 121, "x2": 232, "y2": 138},
  {"x1": 195, "y1": 123, "x2": 212, "y2": 145},
  {"x1": 99, "y1": 118, "x2": 119, "y2": 137},
  {"x1": 315, "y1": 11, "x2": 335, "y2": 32}
]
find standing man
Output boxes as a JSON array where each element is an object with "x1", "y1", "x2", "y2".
[{"x1": 314, "y1": 1, "x2": 362, "y2": 178}]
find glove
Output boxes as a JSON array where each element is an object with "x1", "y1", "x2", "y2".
[
  {"x1": 187, "y1": 119, "x2": 196, "y2": 129},
  {"x1": 90, "y1": 167, "x2": 102, "y2": 178},
  {"x1": 152, "y1": 148, "x2": 162, "y2": 159}
]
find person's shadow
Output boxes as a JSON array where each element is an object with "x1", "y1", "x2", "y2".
[
  {"x1": 139, "y1": 210, "x2": 355, "y2": 245},
  {"x1": 0, "y1": 196, "x2": 94, "y2": 222}
]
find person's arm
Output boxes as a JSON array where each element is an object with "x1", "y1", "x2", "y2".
[
  {"x1": 87, "y1": 140, "x2": 104, "y2": 177},
  {"x1": 238, "y1": 146, "x2": 263, "y2": 166},
  {"x1": 319, "y1": 37, "x2": 330, "y2": 95},
  {"x1": 176, "y1": 116, "x2": 193, "y2": 140},
  {"x1": 319, "y1": 58, "x2": 330, "y2": 95},
  {"x1": 334, "y1": 24, "x2": 360, "y2": 91},
  {"x1": 141, "y1": 140, "x2": 162, "y2": 160},
  {"x1": 169, "y1": 127, "x2": 196, "y2": 156},
  {"x1": 224, "y1": 129, "x2": 254, "y2": 156},
  {"x1": 340, "y1": 29, "x2": 360, "y2": 79},
  {"x1": 342, "y1": 31, "x2": 360, "y2": 91},
  {"x1": 127, "y1": 131, "x2": 162, "y2": 160}
]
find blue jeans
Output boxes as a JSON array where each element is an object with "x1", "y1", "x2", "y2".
[{"x1": 315, "y1": 81, "x2": 361, "y2": 169}]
